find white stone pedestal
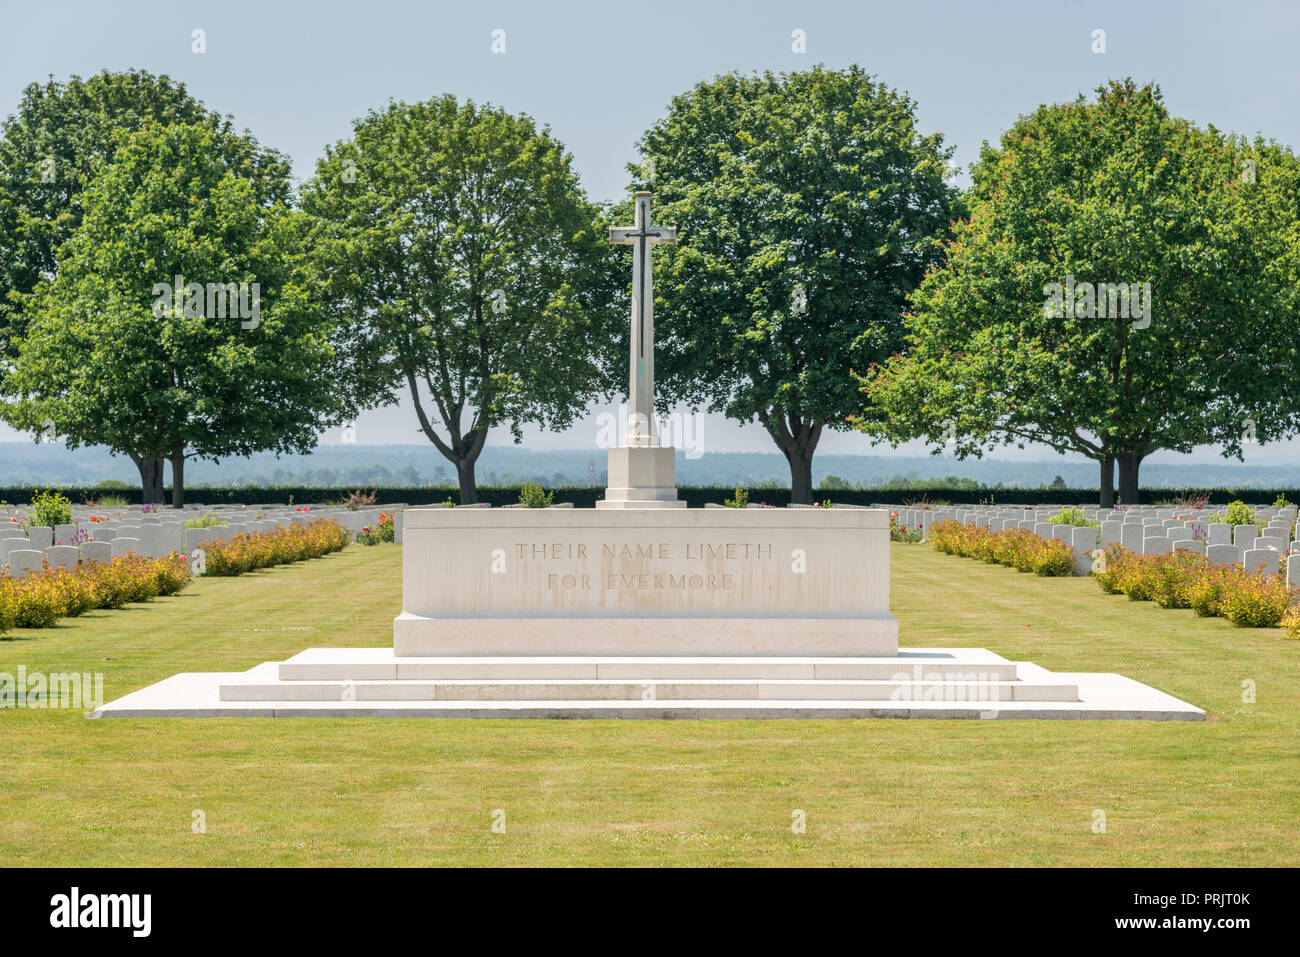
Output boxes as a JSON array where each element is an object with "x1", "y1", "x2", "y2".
[{"x1": 596, "y1": 446, "x2": 685, "y2": 509}]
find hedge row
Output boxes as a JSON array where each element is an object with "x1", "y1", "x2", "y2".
[
  {"x1": 928, "y1": 520, "x2": 1076, "y2": 576},
  {"x1": 1094, "y1": 543, "x2": 1295, "y2": 629},
  {"x1": 196, "y1": 518, "x2": 350, "y2": 575},
  {"x1": 0, "y1": 554, "x2": 190, "y2": 632},
  {"x1": 4, "y1": 484, "x2": 1300, "y2": 507}
]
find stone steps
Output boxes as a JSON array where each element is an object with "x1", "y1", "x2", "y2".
[
  {"x1": 221, "y1": 677, "x2": 1078, "y2": 703},
  {"x1": 276, "y1": 650, "x2": 1021, "y2": 682},
  {"x1": 92, "y1": 649, "x2": 1206, "y2": 720}
]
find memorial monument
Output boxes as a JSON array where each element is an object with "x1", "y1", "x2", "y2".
[{"x1": 95, "y1": 192, "x2": 1203, "y2": 720}]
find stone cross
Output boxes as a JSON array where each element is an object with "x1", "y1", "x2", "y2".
[{"x1": 610, "y1": 191, "x2": 676, "y2": 447}]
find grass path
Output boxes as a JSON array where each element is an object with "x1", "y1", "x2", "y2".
[{"x1": 1, "y1": 542, "x2": 1297, "y2": 866}]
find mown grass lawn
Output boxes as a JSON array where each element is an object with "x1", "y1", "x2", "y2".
[{"x1": 1, "y1": 541, "x2": 1297, "y2": 866}]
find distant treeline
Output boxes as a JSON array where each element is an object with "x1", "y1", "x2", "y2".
[{"x1": 1, "y1": 484, "x2": 1293, "y2": 508}]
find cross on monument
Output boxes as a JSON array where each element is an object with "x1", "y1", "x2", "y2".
[{"x1": 610, "y1": 191, "x2": 676, "y2": 447}]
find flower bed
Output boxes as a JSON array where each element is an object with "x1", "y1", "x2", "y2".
[
  {"x1": 195, "y1": 518, "x2": 350, "y2": 576},
  {"x1": 928, "y1": 520, "x2": 1074, "y2": 576},
  {"x1": 889, "y1": 512, "x2": 924, "y2": 543},
  {"x1": 1093, "y1": 543, "x2": 1291, "y2": 628},
  {"x1": 358, "y1": 512, "x2": 395, "y2": 546},
  {"x1": 0, "y1": 554, "x2": 190, "y2": 633}
]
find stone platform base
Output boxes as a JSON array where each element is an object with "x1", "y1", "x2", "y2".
[{"x1": 92, "y1": 648, "x2": 1204, "y2": 720}]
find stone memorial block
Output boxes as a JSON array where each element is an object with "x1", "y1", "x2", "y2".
[
  {"x1": 1207, "y1": 523, "x2": 1231, "y2": 545},
  {"x1": 1242, "y1": 549, "x2": 1277, "y2": 575},
  {"x1": 54, "y1": 523, "x2": 78, "y2": 544},
  {"x1": 1252, "y1": 537, "x2": 1286, "y2": 554},
  {"x1": 111, "y1": 538, "x2": 140, "y2": 558},
  {"x1": 90, "y1": 527, "x2": 117, "y2": 542},
  {"x1": 1233, "y1": 525, "x2": 1258, "y2": 548},
  {"x1": 1167, "y1": 527, "x2": 1193, "y2": 544},
  {"x1": 1100, "y1": 521, "x2": 1122, "y2": 546},
  {"x1": 1143, "y1": 537, "x2": 1172, "y2": 555},
  {"x1": 1289, "y1": 555, "x2": 1300, "y2": 589},
  {"x1": 117, "y1": 525, "x2": 141, "y2": 542},
  {"x1": 8, "y1": 549, "x2": 44, "y2": 577},
  {"x1": 1261, "y1": 526, "x2": 1289, "y2": 541},
  {"x1": 79, "y1": 541, "x2": 112, "y2": 563},
  {"x1": 1175, "y1": 541, "x2": 1205, "y2": 555},
  {"x1": 1048, "y1": 525, "x2": 1069, "y2": 541},
  {"x1": 44, "y1": 545, "x2": 79, "y2": 569},
  {"x1": 27, "y1": 525, "x2": 53, "y2": 549},
  {"x1": 1206, "y1": 543, "x2": 1241, "y2": 565},
  {"x1": 1034, "y1": 522, "x2": 1054, "y2": 538},
  {"x1": 398, "y1": 506, "x2": 898, "y2": 657}
]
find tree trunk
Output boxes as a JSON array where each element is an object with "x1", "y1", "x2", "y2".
[
  {"x1": 788, "y1": 452, "x2": 814, "y2": 505},
  {"x1": 758, "y1": 410, "x2": 822, "y2": 505},
  {"x1": 129, "y1": 453, "x2": 165, "y2": 505},
  {"x1": 405, "y1": 371, "x2": 489, "y2": 506},
  {"x1": 1117, "y1": 452, "x2": 1143, "y2": 505},
  {"x1": 170, "y1": 454, "x2": 186, "y2": 509},
  {"x1": 1099, "y1": 455, "x2": 1115, "y2": 508},
  {"x1": 456, "y1": 458, "x2": 478, "y2": 505}
]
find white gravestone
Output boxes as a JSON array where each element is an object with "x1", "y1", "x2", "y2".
[
  {"x1": 9, "y1": 549, "x2": 44, "y2": 577},
  {"x1": 1206, "y1": 544, "x2": 1241, "y2": 565},
  {"x1": 80, "y1": 541, "x2": 112, "y2": 563},
  {"x1": 44, "y1": 545, "x2": 79, "y2": 569},
  {"x1": 1242, "y1": 548, "x2": 1277, "y2": 575}
]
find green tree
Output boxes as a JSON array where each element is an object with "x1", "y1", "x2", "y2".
[
  {"x1": 817, "y1": 474, "x2": 855, "y2": 491},
  {"x1": 633, "y1": 66, "x2": 961, "y2": 502},
  {"x1": 3, "y1": 123, "x2": 351, "y2": 506},
  {"x1": 300, "y1": 96, "x2": 623, "y2": 503},
  {"x1": 861, "y1": 81, "x2": 1300, "y2": 505},
  {"x1": 0, "y1": 70, "x2": 273, "y2": 372}
]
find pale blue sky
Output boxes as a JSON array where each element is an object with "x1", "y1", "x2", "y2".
[{"x1": 2, "y1": 0, "x2": 1297, "y2": 464}]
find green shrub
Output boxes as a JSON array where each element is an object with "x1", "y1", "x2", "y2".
[
  {"x1": 723, "y1": 488, "x2": 748, "y2": 508},
  {"x1": 927, "y1": 520, "x2": 1075, "y2": 577},
  {"x1": 29, "y1": 489, "x2": 73, "y2": 529},
  {"x1": 0, "y1": 554, "x2": 190, "y2": 632},
  {"x1": 201, "y1": 519, "x2": 349, "y2": 577},
  {"x1": 1219, "y1": 572, "x2": 1289, "y2": 627},
  {"x1": 1211, "y1": 500, "x2": 1259, "y2": 528},
  {"x1": 1047, "y1": 507, "x2": 1100, "y2": 529},
  {"x1": 518, "y1": 482, "x2": 555, "y2": 508},
  {"x1": 185, "y1": 511, "x2": 226, "y2": 529}
]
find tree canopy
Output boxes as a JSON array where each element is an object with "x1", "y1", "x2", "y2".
[
  {"x1": 300, "y1": 95, "x2": 623, "y2": 503},
  {"x1": 0, "y1": 69, "x2": 283, "y2": 382},
  {"x1": 860, "y1": 80, "x2": 1300, "y2": 504},
  {"x1": 2, "y1": 123, "x2": 350, "y2": 505},
  {"x1": 635, "y1": 65, "x2": 962, "y2": 502}
]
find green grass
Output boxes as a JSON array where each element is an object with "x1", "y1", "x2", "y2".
[{"x1": 2, "y1": 542, "x2": 1297, "y2": 866}]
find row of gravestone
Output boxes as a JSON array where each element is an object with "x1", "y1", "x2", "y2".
[
  {"x1": 887, "y1": 504, "x2": 1300, "y2": 580},
  {"x1": 0, "y1": 505, "x2": 406, "y2": 578}
]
